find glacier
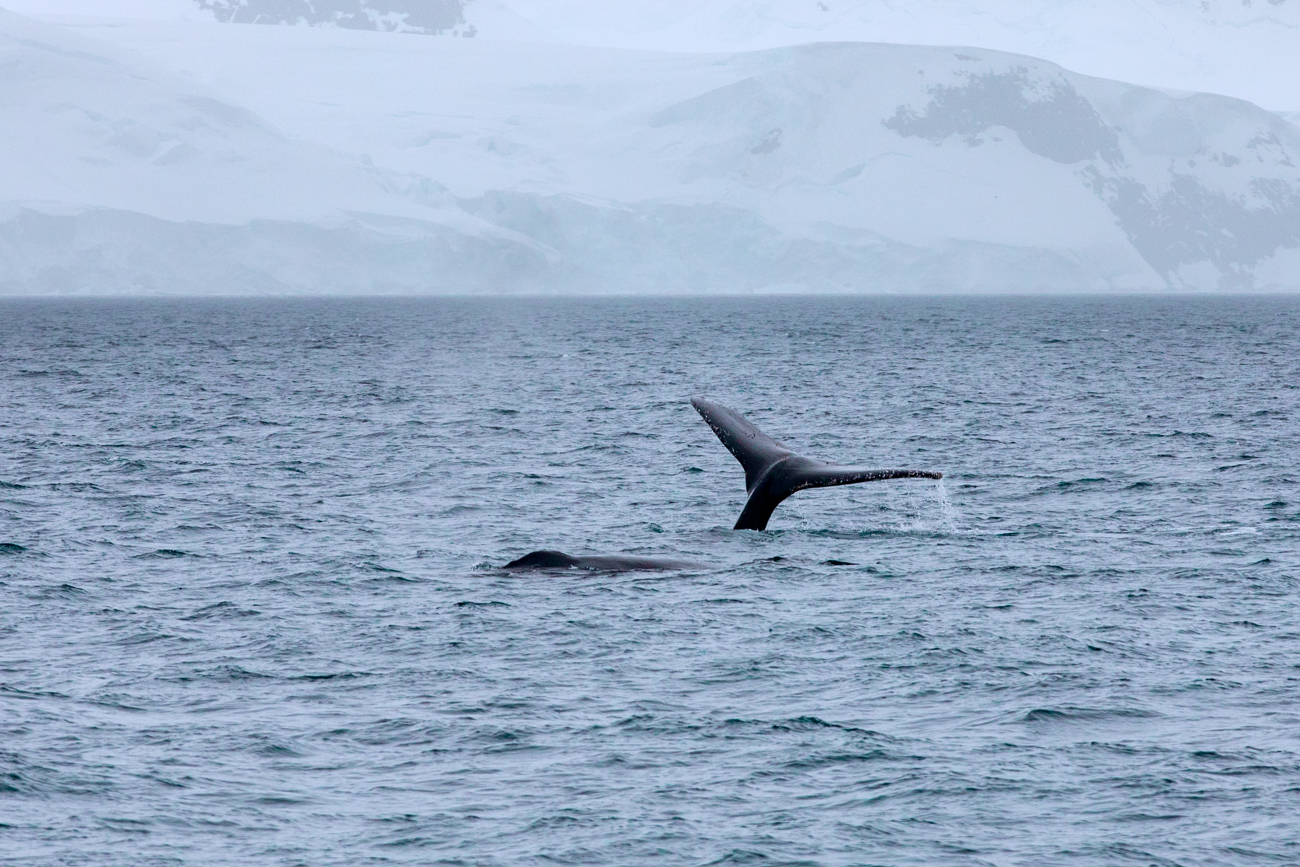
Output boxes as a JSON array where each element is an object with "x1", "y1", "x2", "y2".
[{"x1": 2, "y1": 2, "x2": 1299, "y2": 294}]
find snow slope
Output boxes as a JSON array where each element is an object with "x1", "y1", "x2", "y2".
[
  {"x1": 0, "y1": 8, "x2": 561, "y2": 293},
  {"x1": 3, "y1": 5, "x2": 1299, "y2": 293}
]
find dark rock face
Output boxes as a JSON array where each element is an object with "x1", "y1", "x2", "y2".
[
  {"x1": 884, "y1": 68, "x2": 1122, "y2": 166},
  {"x1": 884, "y1": 60, "x2": 1300, "y2": 289},
  {"x1": 196, "y1": 0, "x2": 467, "y2": 34},
  {"x1": 1087, "y1": 171, "x2": 1300, "y2": 289}
]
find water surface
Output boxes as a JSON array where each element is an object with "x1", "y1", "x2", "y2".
[{"x1": 1, "y1": 295, "x2": 1298, "y2": 866}]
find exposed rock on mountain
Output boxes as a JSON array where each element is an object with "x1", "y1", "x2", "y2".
[
  {"x1": 882, "y1": 60, "x2": 1300, "y2": 288},
  {"x1": 196, "y1": 0, "x2": 467, "y2": 34}
]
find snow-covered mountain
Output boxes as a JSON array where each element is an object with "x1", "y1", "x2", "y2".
[
  {"x1": 2, "y1": 4, "x2": 1299, "y2": 293},
  {"x1": 479, "y1": 1, "x2": 1300, "y2": 115},
  {"x1": 15, "y1": 0, "x2": 1298, "y2": 110},
  {"x1": 0, "y1": 8, "x2": 560, "y2": 294}
]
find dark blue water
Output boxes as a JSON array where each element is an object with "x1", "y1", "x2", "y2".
[{"x1": 2, "y1": 296, "x2": 1298, "y2": 866}]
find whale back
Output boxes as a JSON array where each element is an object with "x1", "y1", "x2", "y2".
[
  {"x1": 503, "y1": 550, "x2": 702, "y2": 571},
  {"x1": 503, "y1": 550, "x2": 581, "y2": 569}
]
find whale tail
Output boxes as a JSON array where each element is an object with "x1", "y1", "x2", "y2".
[{"x1": 690, "y1": 397, "x2": 942, "y2": 531}]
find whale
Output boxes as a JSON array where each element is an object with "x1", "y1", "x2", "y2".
[
  {"x1": 691, "y1": 397, "x2": 942, "y2": 531},
  {"x1": 502, "y1": 399, "x2": 943, "y2": 568},
  {"x1": 503, "y1": 550, "x2": 703, "y2": 572}
]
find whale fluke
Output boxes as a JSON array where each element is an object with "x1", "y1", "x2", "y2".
[
  {"x1": 691, "y1": 397, "x2": 942, "y2": 531},
  {"x1": 504, "y1": 550, "x2": 702, "y2": 572}
]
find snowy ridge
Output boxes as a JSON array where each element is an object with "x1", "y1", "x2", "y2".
[
  {"x1": 2, "y1": 6, "x2": 1299, "y2": 293},
  {"x1": 469, "y1": 1, "x2": 1300, "y2": 114},
  {"x1": 17, "y1": 1, "x2": 1298, "y2": 109}
]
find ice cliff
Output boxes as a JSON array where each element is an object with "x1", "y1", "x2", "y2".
[{"x1": 2, "y1": 3, "x2": 1298, "y2": 293}]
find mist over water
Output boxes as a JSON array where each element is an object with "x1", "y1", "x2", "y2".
[{"x1": 2, "y1": 295, "x2": 1298, "y2": 866}]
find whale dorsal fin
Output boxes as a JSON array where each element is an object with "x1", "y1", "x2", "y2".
[
  {"x1": 690, "y1": 397, "x2": 792, "y2": 493},
  {"x1": 691, "y1": 397, "x2": 942, "y2": 530}
]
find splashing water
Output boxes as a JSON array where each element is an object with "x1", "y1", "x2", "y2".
[{"x1": 933, "y1": 476, "x2": 961, "y2": 532}]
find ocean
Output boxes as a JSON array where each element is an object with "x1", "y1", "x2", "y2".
[{"x1": 1, "y1": 295, "x2": 1298, "y2": 866}]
